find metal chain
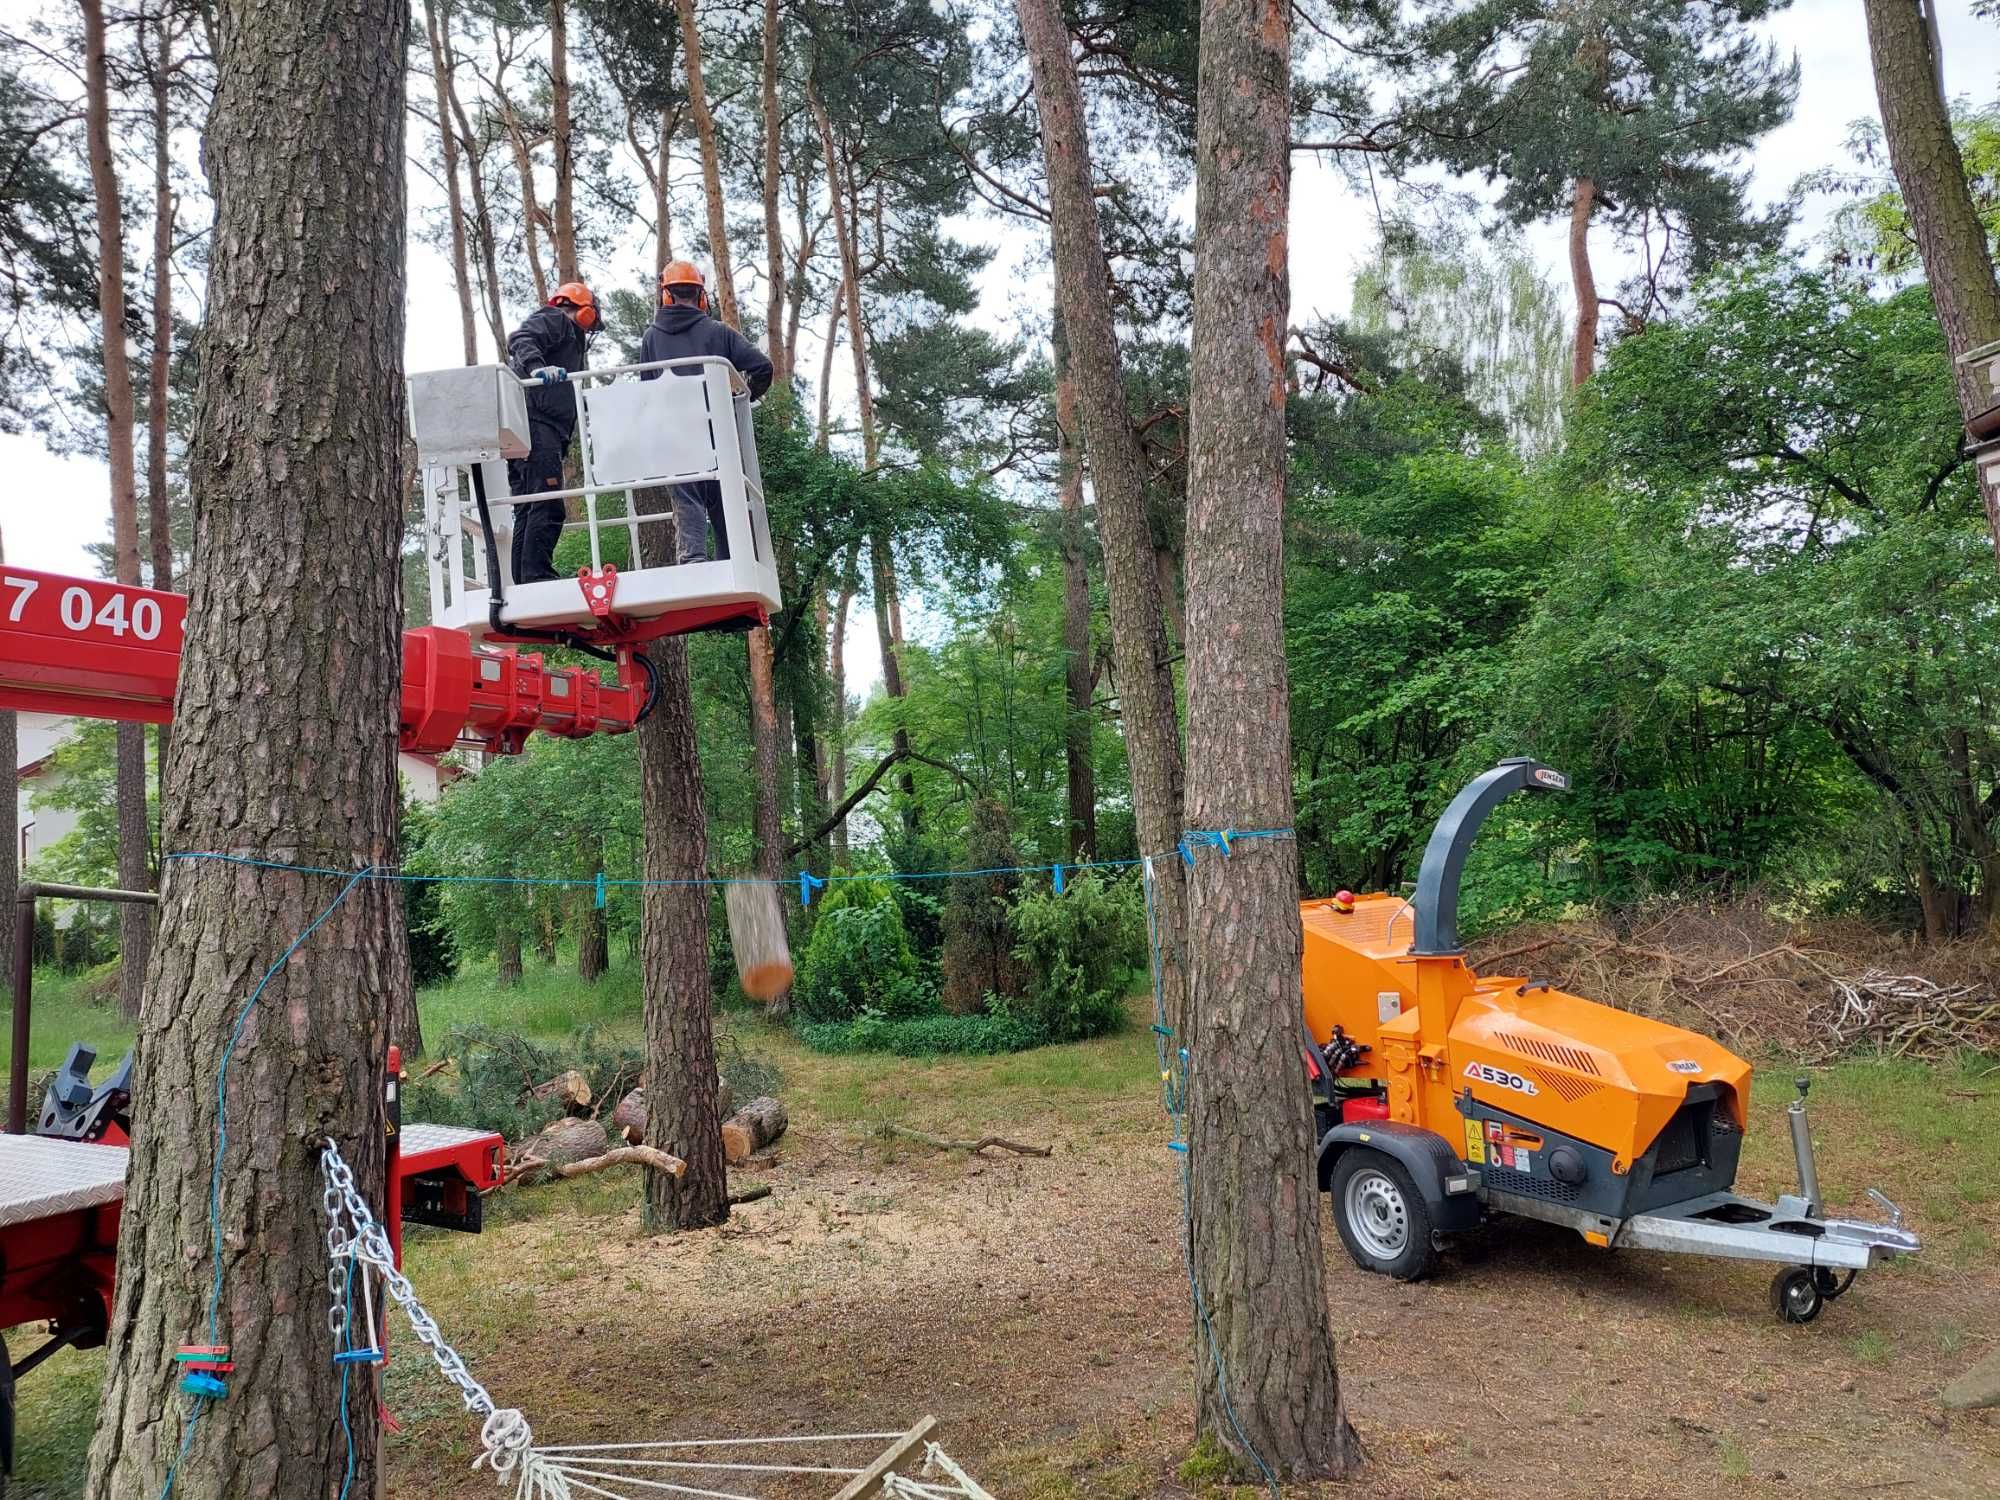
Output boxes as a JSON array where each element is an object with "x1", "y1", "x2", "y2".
[{"x1": 316, "y1": 1143, "x2": 572, "y2": 1498}]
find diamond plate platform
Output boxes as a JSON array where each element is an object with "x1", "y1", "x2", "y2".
[{"x1": 0, "y1": 1133, "x2": 128, "y2": 1227}]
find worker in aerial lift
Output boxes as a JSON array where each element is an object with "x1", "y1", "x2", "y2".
[
  {"x1": 640, "y1": 261, "x2": 774, "y2": 564},
  {"x1": 505, "y1": 282, "x2": 600, "y2": 583}
]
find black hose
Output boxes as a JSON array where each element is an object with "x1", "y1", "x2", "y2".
[{"x1": 468, "y1": 461, "x2": 510, "y2": 636}]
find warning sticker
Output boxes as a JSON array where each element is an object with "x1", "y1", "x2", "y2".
[{"x1": 1463, "y1": 1120, "x2": 1486, "y2": 1165}]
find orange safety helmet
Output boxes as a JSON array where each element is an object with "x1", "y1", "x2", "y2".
[
  {"x1": 658, "y1": 259, "x2": 709, "y2": 311},
  {"x1": 549, "y1": 281, "x2": 599, "y2": 331}
]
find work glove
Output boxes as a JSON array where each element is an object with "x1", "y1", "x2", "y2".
[{"x1": 531, "y1": 366, "x2": 569, "y2": 385}]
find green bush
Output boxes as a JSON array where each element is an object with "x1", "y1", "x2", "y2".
[
  {"x1": 792, "y1": 901, "x2": 932, "y2": 1023},
  {"x1": 1009, "y1": 873, "x2": 1144, "y2": 1043},
  {"x1": 796, "y1": 1008, "x2": 1043, "y2": 1057}
]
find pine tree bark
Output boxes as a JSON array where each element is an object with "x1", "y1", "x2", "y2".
[
  {"x1": 816, "y1": 283, "x2": 843, "y2": 447},
  {"x1": 424, "y1": 0, "x2": 480, "y2": 363},
  {"x1": 636, "y1": 640, "x2": 730, "y2": 1227},
  {"x1": 676, "y1": 0, "x2": 738, "y2": 324},
  {"x1": 1182, "y1": 0, "x2": 1358, "y2": 1474},
  {"x1": 82, "y1": 0, "x2": 411, "y2": 1485},
  {"x1": 1862, "y1": 0, "x2": 2000, "y2": 565},
  {"x1": 829, "y1": 558, "x2": 855, "y2": 864},
  {"x1": 1568, "y1": 175, "x2": 1599, "y2": 388},
  {"x1": 146, "y1": 14, "x2": 176, "y2": 600},
  {"x1": 548, "y1": 0, "x2": 578, "y2": 285},
  {"x1": 1052, "y1": 309, "x2": 1096, "y2": 860},
  {"x1": 871, "y1": 532, "x2": 918, "y2": 821},
  {"x1": 83, "y1": 0, "x2": 156, "y2": 1020},
  {"x1": 760, "y1": 0, "x2": 787, "y2": 382},
  {"x1": 1016, "y1": 0, "x2": 1185, "y2": 1015}
]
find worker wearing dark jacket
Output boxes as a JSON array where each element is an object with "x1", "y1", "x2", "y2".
[
  {"x1": 504, "y1": 282, "x2": 598, "y2": 584},
  {"x1": 639, "y1": 261, "x2": 773, "y2": 565}
]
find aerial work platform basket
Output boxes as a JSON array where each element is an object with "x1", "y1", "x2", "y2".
[{"x1": 406, "y1": 357, "x2": 782, "y2": 647}]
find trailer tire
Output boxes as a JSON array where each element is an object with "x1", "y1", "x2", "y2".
[{"x1": 1330, "y1": 1148, "x2": 1441, "y2": 1281}]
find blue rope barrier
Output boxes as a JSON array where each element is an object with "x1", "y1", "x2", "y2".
[{"x1": 143, "y1": 824, "x2": 1288, "y2": 1496}]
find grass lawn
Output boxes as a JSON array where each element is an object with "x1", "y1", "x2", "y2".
[{"x1": 4, "y1": 954, "x2": 1998, "y2": 1498}]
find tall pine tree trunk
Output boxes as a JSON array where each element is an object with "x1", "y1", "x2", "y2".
[
  {"x1": 760, "y1": 0, "x2": 787, "y2": 384},
  {"x1": 1052, "y1": 310, "x2": 1096, "y2": 860},
  {"x1": 636, "y1": 492, "x2": 729, "y2": 1228},
  {"x1": 871, "y1": 532, "x2": 917, "y2": 821},
  {"x1": 1568, "y1": 175, "x2": 1599, "y2": 388},
  {"x1": 1862, "y1": 0, "x2": 2000, "y2": 566},
  {"x1": 1016, "y1": 0, "x2": 1186, "y2": 1020},
  {"x1": 1183, "y1": 0, "x2": 1357, "y2": 1473},
  {"x1": 146, "y1": 15, "x2": 175, "y2": 600},
  {"x1": 83, "y1": 0, "x2": 155, "y2": 1019},
  {"x1": 676, "y1": 0, "x2": 738, "y2": 323},
  {"x1": 82, "y1": 0, "x2": 412, "y2": 1483},
  {"x1": 549, "y1": 0, "x2": 578, "y2": 284},
  {"x1": 497, "y1": 921, "x2": 523, "y2": 985},
  {"x1": 498, "y1": 86, "x2": 550, "y2": 304},
  {"x1": 424, "y1": 0, "x2": 480, "y2": 363},
  {"x1": 808, "y1": 84, "x2": 878, "y2": 465},
  {"x1": 829, "y1": 560, "x2": 854, "y2": 864},
  {"x1": 815, "y1": 284, "x2": 843, "y2": 447},
  {"x1": 442, "y1": 39, "x2": 506, "y2": 355}
]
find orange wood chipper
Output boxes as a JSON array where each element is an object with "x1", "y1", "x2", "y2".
[{"x1": 1302, "y1": 758, "x2": 1920, "y2": 1323}]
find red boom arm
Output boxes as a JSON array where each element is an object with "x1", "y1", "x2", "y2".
[{"x1": 0, "y1": 567, "x2": 647, "y2": 756}]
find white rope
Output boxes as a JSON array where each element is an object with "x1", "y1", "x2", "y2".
[
  {"x1": 537, "y1": 1433, "x2": 904, "y2": 1452},
  {"x1": 314, "y1": 1140, "x2": 997, "y2": 1500}
]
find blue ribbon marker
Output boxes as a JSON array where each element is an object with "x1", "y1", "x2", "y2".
[
  {"x1": 1052, "y1": 863, "x2": 1065, "y2": 895},
  {"x1": 800, "y1": 871, "x2": 826, "y2": 907},
  {"x1": 594, "y1": 870, "x2": 606, "y2": 908},
  {"x1": 1177, "y1": 838, "x2": 1195, "y2": 868}
]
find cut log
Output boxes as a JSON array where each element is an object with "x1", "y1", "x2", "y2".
[
  {"x1": 517, "y1": 1115, "x2": 609, "y2": 1169},
  {"x1": 725, "y1": 882, "x2": 794, "y2": 1001},
  {"x1": 727, "y1": 1183, "x2": 772, "y2": 1205},
  {"x1": 526, "y1": 1068, "x2": 592, "y2": 1112},
  {"x1": 611, "y1": 1079, "x2": 734, "y2": 1145},
  {"x1": 721, "y1": 1095, "x2": 788, "y2": 1162}
]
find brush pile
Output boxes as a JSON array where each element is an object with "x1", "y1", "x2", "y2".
[{"x1": 1468, "y1": 898, "x2": 2000, "y2": 1063}]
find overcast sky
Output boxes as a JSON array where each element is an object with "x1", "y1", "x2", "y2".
[{"x1": 4, "y1": 0, "x2": 1996, "y2": 694}]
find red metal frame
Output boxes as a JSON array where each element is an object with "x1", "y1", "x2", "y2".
[{"x1": 0, "y1": 566, "x2": 763, "y2": 758}]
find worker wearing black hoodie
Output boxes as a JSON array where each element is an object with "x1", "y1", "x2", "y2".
[
  {"x1": 639, "y1": 261, "x2": 774, "y2": 564},
  {"x1": 504, "y1": 282, "x2": 598, "y2": 584}
]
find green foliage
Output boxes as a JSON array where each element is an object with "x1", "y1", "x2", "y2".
[
  {"x1": 402, "y1": 799, "x2": 459, "y2": 990},
  {"x1": 795, "y1": 1009, "x2": 1043, "y2": 1057},
  {"x1": 792, "y1": 901, "x2": 930, "y2": 1023},
  {"x1": 1802, "y1": 103, "x2": 2000, "y2": 280},
  {"x1": 1009, "y1": 875, "x2": 1144, "y2": 1044}
]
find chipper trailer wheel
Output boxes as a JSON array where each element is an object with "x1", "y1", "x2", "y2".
[
  {"x1": 1770, "y1": 1266, "x2": 1825, "y2": 1325},
  {"x1": 1331, "y1": 1149, "x2": 1441, "y2": 1281}
]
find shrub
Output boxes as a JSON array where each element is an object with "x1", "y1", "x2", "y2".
[
  {"x1": 1010, "y1": 873, "x2": 1145, "y2": 1042},
  {"x1": 793, "y1": 901, "x2": 931, "y2": 1023},
  {"x1": 796, "y1": 1008, "x2": 1043, "y2": 1057}
]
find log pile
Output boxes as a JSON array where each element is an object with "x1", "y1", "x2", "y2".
[{"x1": 611, "y1": 1078, "x2": 735, "y2": 1145}]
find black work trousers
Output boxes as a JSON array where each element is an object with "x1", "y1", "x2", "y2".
[{"x1": 508, "y1": 420, "x2": 570, "y2": 584}]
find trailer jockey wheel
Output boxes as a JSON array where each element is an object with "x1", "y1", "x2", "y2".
[
  {"x1": 1330, "y1": 1149, "x2": 1441, "y2": 1282},
  {"x1": 1814, "y1": 1266, "x2": 1856, "y2": 1300},
  {"x1": 1770, "y1": 1266, "x2": 1824, "y2": 1324}
]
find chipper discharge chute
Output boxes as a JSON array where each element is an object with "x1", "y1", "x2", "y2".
[{"x1": 1301, "y1": 758, "x2": 1919, "y2": 1323}]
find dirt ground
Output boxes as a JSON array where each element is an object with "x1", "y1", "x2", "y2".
[{"x1": 373, "y1": 1027, "x2": 2000, "y2": 1500}]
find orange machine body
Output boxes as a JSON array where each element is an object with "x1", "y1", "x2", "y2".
[{"x1": 1301, "y1": 891, "x2": 1751, "y2": 1170}]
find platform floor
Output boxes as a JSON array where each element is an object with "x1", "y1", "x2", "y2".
[
  {"x1": 0, "y1": 1134, "x2": 128, "y2": 1226},
  {"x1": 0, "y1": 1123, "x2": 500, "y2": 1228}
]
